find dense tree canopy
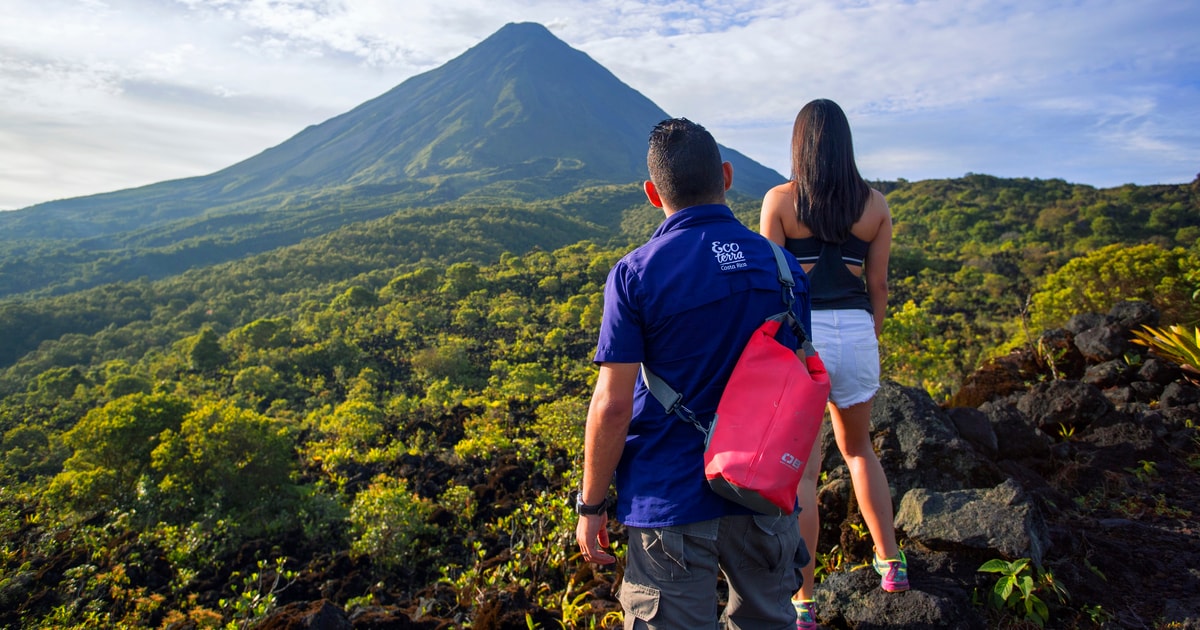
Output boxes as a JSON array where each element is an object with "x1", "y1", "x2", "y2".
[{"x1": 0, "y1": 175, "x2": 1196, "y2": 627}]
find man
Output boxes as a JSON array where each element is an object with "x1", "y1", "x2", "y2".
[{"x1": 575, "y1": 118, "x2": 812, "y2": 629}]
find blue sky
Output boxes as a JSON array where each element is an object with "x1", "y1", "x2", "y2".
[{"x1": 1, "y1": 0, "x2": 1197, "y2": 210}]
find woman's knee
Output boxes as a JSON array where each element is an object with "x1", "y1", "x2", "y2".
[{"x1": 836, "y1": 433, "x2": 876, "y2": 460}]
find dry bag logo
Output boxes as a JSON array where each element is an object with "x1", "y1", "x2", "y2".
[
  {"x1": 711, "y1": 241, "x2": 747, "y2": 271},
  {"x1": 781, "y1": 452, "x2": 803, "y2": 471}
]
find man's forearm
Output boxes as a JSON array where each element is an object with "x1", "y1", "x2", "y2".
[{"x1": 581, "y1": 400, "x2": 631, "y2": 505}]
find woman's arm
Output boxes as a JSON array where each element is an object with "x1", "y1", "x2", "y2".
[{"x1": 864, "y1": 190, "x2": 892, "y2": 338}]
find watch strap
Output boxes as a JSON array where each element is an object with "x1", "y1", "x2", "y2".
[{"x1": 576, "y1": 494, "x2": 611, "y2": 515}]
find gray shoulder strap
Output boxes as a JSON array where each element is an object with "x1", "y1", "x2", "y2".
[{"x1": 769, "y1": 240, "x2": 795, "y2": 289}]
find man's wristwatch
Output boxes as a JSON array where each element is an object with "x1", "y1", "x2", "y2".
[{"x1": 575, "y1": 494, "x2": 611, "y2": 516}]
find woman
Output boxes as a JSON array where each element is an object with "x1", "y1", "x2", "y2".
[{"x1": 759, "y1": 99, "x2": 905, "y2": 628}]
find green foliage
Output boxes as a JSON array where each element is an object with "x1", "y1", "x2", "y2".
[
  {"x1": 150, "y1": 400, "x2": 297, "y2": 522},
  {"x1": 2, "y1": 424, "x2": 55, "y2": 477},
  {"x1": 881, "y1": 300, "x2": 961, "y2": 400},
  {"x1": 455, "y1": 403, "x2": 516, "y2": 460},
  {"x1": 1028, "y1": 243, "x2": 1200, "y2": 331},
  {"x1": 50, "y1": 392, "x2": 192, "y2": 513},
  {"x1": 490, "y1": 360, "x2": 556, "y2": 400},
  {"x1": 232, "y1": 365, "x2": 289, "y2": 405},
  {"x1": 410, "y1": 335, "x2": 484, "y2": 388},
  {"x1": 978, "y1": 558, "x2": 1069, "y2": 628},
  {"x1": 185, "y1": 327, "x2": 228, "y2": 373},
  {"x1": 220, "y1": 558, "x2": 297, "y2": 630},
  {"x1": 349, "y1": 475, "x2": 437, "y2": 569},
  {"x1": 1131, "y1": 324, "x2": 1200, "y2": 378},
  {"x1": 814, "y1": 545, "x2": 847, "y2": 583},
  {"x1": 227, "y1": 317, "x2": 294, "y2": 356},
  {"x1": 0, "y1": 175, "x2": 1195, "y2": 626},
  {"x1": 30, "y1": 366, "x2": 88, "y2": 400},
  {"x1": 530, "y1": 396, "x2": 589, "y2": 462}
]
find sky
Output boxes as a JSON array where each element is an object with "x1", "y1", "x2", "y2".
[{"x1": 2, "y1": 0, "x2": 1198, "y2": 211}]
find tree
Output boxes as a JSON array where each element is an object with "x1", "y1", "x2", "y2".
[
  {"x1": 1029, "y1": 243, "x2": 1200, "y2": 330},
  {"x1": 228, "y1": 317, "x2": 293, "y2": 355},
  {"x1": 30, "y1": 366, "x2": 88, "y2": 401},
  {"x1": 185, "y1": 326, "x2": 227, "y2": 373},
  {"x1": 332, "y1": 286, "x2": 378, "y2": 311},
  {"x1": 50, "y1": 392, "x2": 192, "y2": 513},
  {"x1": 151, "y1": 399, "x2": 295, "y2": 521}
]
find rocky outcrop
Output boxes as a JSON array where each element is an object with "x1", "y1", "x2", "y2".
[
  {"x1": 805, "y1": 300, "x2": 1200, "y2": 629},
  {"x1": 895, "y1": 480, "x2": 1049, "y2": 566}
]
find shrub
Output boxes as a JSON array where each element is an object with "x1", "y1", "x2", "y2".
[
  {"x1": 1029, "y1": 243, "x2": 1199, "y2": 330},
  {"x1": 349, "y1": 475, "x2": 437, "y2": 569},
  {"x1": 150, "y1": 400, "x2": 296, "y2": 523}
]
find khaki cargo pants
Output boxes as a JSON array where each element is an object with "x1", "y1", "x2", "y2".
[{"x1": 620, "y1": 513, "x2": 808, "y2": 629}]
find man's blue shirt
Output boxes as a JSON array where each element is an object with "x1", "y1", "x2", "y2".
[{"x1": 593, "y1": 204, "x2": 812, "y2": 528}]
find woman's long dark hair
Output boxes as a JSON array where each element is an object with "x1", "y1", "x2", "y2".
[{"x1": 791, "y1": 99, "x2": 870, "y2": 243}]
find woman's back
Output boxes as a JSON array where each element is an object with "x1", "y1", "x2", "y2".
[
  {"x1": 760, "y1": 182, "x2": 892, "y2": 336},
  {"x1": 760, "y1": 184, "x2": 889, "y2": 273}
]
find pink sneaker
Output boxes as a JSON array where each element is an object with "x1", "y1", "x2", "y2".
[
  {"x1": 872, "y1": 549, "x2": 910, "y2": 592},
  {"x1": 794, "y1": 599, "x2": 817, "y2": 630}
]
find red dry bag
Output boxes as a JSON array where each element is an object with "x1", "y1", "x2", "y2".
[{"x1": 641, "y1": 241, "x2": 830, "y2": 515}]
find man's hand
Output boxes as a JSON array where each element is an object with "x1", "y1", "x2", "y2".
[
  {"x1": 576, "y1": 513, "x2": 615, "y2": 564},
  {"x1": 576, "y1": 362, "x2": 635, "y2": 566}
]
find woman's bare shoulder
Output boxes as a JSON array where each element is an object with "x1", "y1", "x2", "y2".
[
  {"x1": 761, "y1": 182, "x2": 796, "y2": 214},
  {"x1": 866, "y1": 188, "x2": 891, "y2": 217},
  {"x1": 850, "y1": 188, "x2": 891, "y2": 241},
  {"x1": 765, "y1": 182, "x2": 796, "y2": 200}
]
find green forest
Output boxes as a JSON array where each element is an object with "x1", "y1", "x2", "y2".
[{"x1": 0, "y1": 174, "x2": 1198, "y2": 628}]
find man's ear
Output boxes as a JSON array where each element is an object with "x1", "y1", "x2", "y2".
[
  {"x1": 722, "y1": 162, "x2": 733, "y2": 191},
  {"x1": 644, "y1": 180, "x2": 664, "y2": 208}
]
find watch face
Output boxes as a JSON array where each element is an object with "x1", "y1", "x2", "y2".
[{"x1": 576, "y1": 496, "x2": 607, "y2": 514}]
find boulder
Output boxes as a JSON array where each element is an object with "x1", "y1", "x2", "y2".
[
  {"x1": 866, "y1": 382, "x2": 1006, "y2": 493},
  {"x1": 945, "y1": 350, "x2": 1038, "y2": 408},
  {"x1": 1036, "y1": 328, "x2": 1087, "y2": 377},
  {"x1": 1074, "y1": 325, "x2": 1130, "y2": 362},
  {"x1": 980, "y1": 400, "x2": 1051, "y2": 460},
  {"x1": 257, "y1": 599, "x2": 353, "y2": 630},
  {"x1": 813, "y1": 569, "x2": 986, "y2": 630},
  {"x1": 1016, "y1": 380, "x2": 1115, "y2": 434},
  {"x1": 895, "y1": 479, "x2": 1050, "y2": 567},
  {"x1": 1161, "y1": 381, "x2": 1200, "y2": 408},
  {"x1": 1065, "y1": 312, "x2": 1111, "y2": 334},
  {"x1": 1137, "y1": 357, "x2": 1181, "y2": 385},
  {"x1": 1082, "y1": 359, "x2": 1130, "y2": 388},
  {"x1": 945, "y1": 407, "x2": 998, "y2": 458},
  {"x1": 1108, "y1": 299, "x2": 1160, "y2": 330}
]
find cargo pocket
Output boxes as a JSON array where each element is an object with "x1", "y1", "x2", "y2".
[
  {"x1": 734, "y1": 514, "x2": 792, "y2": 572},
  {"x1": 618, "y1": 581, "x2": 660, "y2": 623},
  {"x1": 636, "y1": 527, "x2": 689, "y2": 582}
]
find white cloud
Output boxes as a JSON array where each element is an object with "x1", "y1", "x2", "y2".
[{"x1": 0, "y1": 0, "x2": 1197, "y2": 209}]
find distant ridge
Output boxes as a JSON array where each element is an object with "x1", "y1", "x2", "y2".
[{"x1": 0, "y1": 22, "x2": 783, "y2": 242}]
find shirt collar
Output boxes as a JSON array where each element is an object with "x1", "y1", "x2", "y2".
[{"x1": 651, "y1": 204, "x2": 737, "y2": 239}]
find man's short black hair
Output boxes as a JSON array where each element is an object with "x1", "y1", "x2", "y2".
[{"x1": 647, "y1": 118, "x2": 725, "y2": 209}]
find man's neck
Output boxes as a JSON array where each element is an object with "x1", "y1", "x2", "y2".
[{"x1": 662, "y1": 198, "x2": 725, "y2": 216}]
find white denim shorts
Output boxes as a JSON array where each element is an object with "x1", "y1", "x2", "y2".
[{"x1": 809, "y1": 309, "x2": 881, "y2": 408}]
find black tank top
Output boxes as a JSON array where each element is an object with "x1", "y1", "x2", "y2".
[{"x1": 783, "y1": 235, "x2": 872, "y2": 312}]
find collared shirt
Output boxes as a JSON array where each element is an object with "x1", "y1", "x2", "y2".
[{"x1": 594, "y1": 204, "x2": 812, "y2": 528}]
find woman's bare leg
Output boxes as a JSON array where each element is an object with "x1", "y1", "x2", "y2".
[
  {"x1": 794, "y1": 415, "x2": 825, "y2": 601},
  {"x1": 828, "y1": 398, "x2": 898, "y2": 559}
]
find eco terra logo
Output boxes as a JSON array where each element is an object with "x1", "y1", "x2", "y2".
[{"x1": 711, "y1": 241, "x2": 747, "y2": 271}]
